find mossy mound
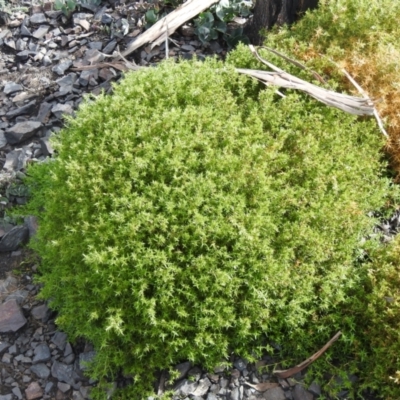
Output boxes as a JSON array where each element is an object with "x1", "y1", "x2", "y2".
[{"x1": 25, "y1": 54, "x2": 398, "y2": 398}]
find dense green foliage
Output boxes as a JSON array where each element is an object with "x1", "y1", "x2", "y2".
[{"x1": 25, "y1": 54, "x2": 398, "y2": 398}]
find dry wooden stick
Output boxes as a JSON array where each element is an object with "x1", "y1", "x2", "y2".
[
  {"x1": 122, "y1": 0, "x2": 219, "y2": 57},
  {"x1": 274, "y1": 331, "x2": 342, "y2": 379}
]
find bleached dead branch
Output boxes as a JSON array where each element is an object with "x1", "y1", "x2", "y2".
[
  {"x1": 122, "y1": 0, "x2": 219, "y2": 58},
  {"x1": 237, "y1": 46, "x2": 376, "y2": 118}
]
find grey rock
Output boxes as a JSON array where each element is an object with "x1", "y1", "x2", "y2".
[
  {"x1": 16, "y1": 50, "x2": 31, "y2": 62},
  {"x1": 102, "y1": 39, "x2": 117, "y2": 54},
  {"x1": 5, "y1": 289, "x2": 29, "y2": 305},
  {"x1": 12, "y1": 386, "x2": 22, "y2": 400},
  {"x1": 231, "y1": 387, "x2": 240, "y2": 400},
  {"x1": 58, "y1": 382, "x2": 71, "y2": 393},
  {"x1": 0, "y1": 299, "x2": 27, "y2": 332},
  {"x1": 3, "y1": 149, "x2": 27, "y2": 171},
  {"x1": 79, "y1": 351, "x2": 96, "y2": 371},
  {"x1": 0, "y1": 226, "x2": 29, "y2": 252},
  {"x1": 0, "y1": 131, "x2": 7, "y2": 149},
  {"x1": 262, "y1": 387, "x2": 286, "y2": 400},
  {"x1": 44, "y1": 381, "x2": 54, "y2": 393},
  {"x1": 30, "y1": 13, "x2": 47, "y2": 24},
  {"x1": 3, "y1": 82, "x2": 23, "y2": 95},
  {"x1": 35, "y1": 102, "x2": 53, "y2": 123},
  {"x1": 181, "y1": 44, "x2": 195, "y2": 52},
  {"x1": 0, "y1": 341, "x2": 10, "y2": 354},
  {"x1": 192, "y1": 377, "x2": 211, "y2": 396},
  {"x1": 175, "y1": 361, "x2": 192, "y2": 380},
  {"x1": 51, "y1": 103, "x2": 73, "y2": 118},
  {"x1": 174, "y1": 379, "x2": 198, "y2": 397},
  {"x1": 88, "y1": 41, "x2": 103, "y2": 50},
  {"x1": 20, "y1": 25, "x2": 32, "y2": 37},
  {"x1": 56, "y1": 73, "x2": 77, "y2": 87},
  {"x1": 234, "y1": 358, "x2": 247, "y2": 371},
  {"x1": 52, "y1": 331, "x2": 68, "y2": 350},
  {"x1": 51, "y1": 360, "x2": 75, "y2": 385},
  {"x1": 5, "y1": 121, "x2": 42, "y2": 145},
  {"x1": 33, "y1": 343, "x2": 51, "y2": 364},
  {"x1": 52, "y1": 60, "x2": 73, "y2": 76},
  {"x1": 32, "y1": 25, "x2": 50, "y2": 39},
  {"x1": 31, "y1": 303, "x2": 50, "y2": 321},
  {"x1": 293, "y1": 384, "x2": 313, "y2": 400},
  {"x1": 207, "y1": 394, "x2": 218, "y2": 400},
  {"x1": 308, "y1": 382, "x2": 321, "y2": 396},
  {"x1": 39, "y1": 137, "x2": 54, "y2": 156},
  {"x1": 101, "y1": 13, "x2": 113, "y2": 24},
  {"x1": 30, "y1": 363, "x2": 51, "y2": 379},
  {"x1": 6, "y1": 100, "x2": 36, "y2": 118},
  {"x1": 0, "y1": 394, "x2": 13, "y2": 400}
]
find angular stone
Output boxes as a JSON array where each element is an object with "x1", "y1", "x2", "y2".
[
  {"x1": 12, "y1": 386, "x2": 22, "y2": 400},
  {"x1": 79, "y1": 351, "x2": 96, "y2": 371},
  {"x1": 30, "y1": 13, "x2": 47, "y2": 24},
  {"x1": 33, "y1": 343, "x2": 51, "y2": 364},
  {"x1": 16, "y1": 50, "x2": 31, "y2": 62},
  {"x1": 102, "y1": 39, "x2": 117, "y2": 54},
  {"x1": 52, "y1": 331, "x2": 68, "y2": 350},
  {"x1": 0, "y1": 299, "x2": 27, "y2": 332},
  {"x1": 175, "y1": 361, "x2": 191, "y2": 380},
  {"x1": 0, "y1": 341, "x2": 10, "y2": 354},
  {"x1": 5, "y1": 289, "x2": 29, "y2": 305},
  {"x1": 6, "y1": 100, "x2": 36, "y2": 118},
  {"x1": 3, "y1": 82, "x2": 23, "y2": 95},
  {"x1": 192, "y1": 377, "x2": 211, "y2": 396},
  {"x1": 0, "y1": 226, "x2": 29, "y2": 252},
  {"x1": 5, "y1": 121, "x2": 42, "y2": 145},
  {"x1": 52, "y1": 60, "x2": 73, "y2": 76},
  {"x1": 0, "y1": 394, "x2": 13, "y2": 400},
  {"x1": 174, "y1": 379, "x2": 198, "y2": 397},
  {"x1": 308, "y1": 382, "x2": 321, "y2": 396},
  {"x1": 51, "y1": 360, "x2": 75, "y2": 385},
  {"x1": 30, "y1": 363, "x2": 51, "y2": 379},
  {"x1": 32, "y1": 25, "x2": 50, "y2": 40},
  {"x1": 20, "y1": 25, "x2": 32, "y2": 37},
  {"x1": 3, "y1": 149, "x2": 28, "y2": 172},
  {"x1": 57, "y1": 382, "x2": 71, "y2": 393},
  {"x1": 293, "y1": 384, "x2": 313, "y2": 400},
  {"x1": 51, "y1": 103, "x2": 73, "y2": 118},
  {"x1": 25, "y1": 382, "x2": 43, "y2": 400},
  {"x1": 35, "y1": 102, "x2": 53, "y2": 123},
  {"x1": 31, "y1": 303, "x2": 50, "y2": 321},
  {"x1": 0, "y1": 131, "x2": 7, "y2": 149}
]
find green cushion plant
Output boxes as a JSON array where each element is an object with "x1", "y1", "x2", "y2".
[{"x1": 24, "y1": 52, "x2": 399, "y2": 398}]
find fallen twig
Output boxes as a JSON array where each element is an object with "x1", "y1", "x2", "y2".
[
  {"x1": 274, "y1": 331, "x2": 342, "y2": 379},
  {"x1": 237, "y1": 46, "x2": 375, "y2": 117},
  {"x1": 122, "y1": 0, "x2": 219, "y2": 57}
]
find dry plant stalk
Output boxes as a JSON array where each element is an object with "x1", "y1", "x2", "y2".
[
  {"x1": 122, "y1": 0, "x2": 219, "y2": 57},
  {"x1": 274, "y1": 331, "x2": 342, "y2": 379},
  {"x1": 238, "y1": 46, "x2": 387, "y2": 136}
]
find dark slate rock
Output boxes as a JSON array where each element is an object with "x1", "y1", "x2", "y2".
[
  {"x1": 0, "y1": 341, "x2": 10, "y2": 354},
  {"x1": 32, "y1": 25, "x2": 50, "y2": 40},
  {"x1": 6, "y1": 100, "x2": 36, "y2": 118},
  {"x1": 181, "y1": 44, "x2": 195, "y2": 52},
  {"x1": 30, "y1": 363, "x2": 50, "y2": 379},
  {"x1": 33, "y1": 343, "x2": 51, "y2": 364},
  {"x1": 0, "y1": 299, "x2": 27, "y2": 332},
  {"x1": 29, "y1": 13, "x2": 47, "y2": 24},
  {"x1": 0, "y1": 131, "x2": 7, "y2": 149},
  {"x1": 102, "y1": 39, "x2": 117, "y2": 54},
  {"x1": 293, "y1": 384, "x2": 313, "y2": 400},
  {"x1": 5, "y1": 121, "x2": 42, "y2": 145},
  {"x1": 79, "y1": 351, "x2": 96, "y2": 371},
  {"x1": 35, "y1": 102, "x2": 53, "y2": 123},
  {"x1": 5, "y1": 289, "x2": 29, "y2": 305},
  {"x1": 20, "y1": 25, "x2": 32, "y2": 37},
  {"x1": 52, "y1": 60, "x2": 73, "y2": 76},
  {"x1": 88, "y1": 41, "x2": 103, "y2": 50},
  {"x1": 51, "y1": 103, "x2": 73, "y2": 118},
  {"x1": 233, "y1": 358, "x2": 247, "y2": 371},
  {"x1": 101, "y1": 13, "x2": 113, "y2": 24},
  {"x1": 175, "y1": 361, "x2": 192, "y2": 380},
  {"x1": 3, "y1": 149, "x2": 28, "y2": 172},
  {"x1": 40, "y1": 137, "x2": 54, "y2": 156},
  {"x1": 308, "y1": 382, "x2": 321, "y2": 396},
  {"x1": 11, "y1": 387, "x2": 22, "y2": 400},
  {"x1": 0, "y1": 225, "x2": 29, "y2": 252},
  {"x1": 192, "y1": 378, "x2": 211, "y2": 397},
  {"x1": 3, "y1": 82, "x2": 23, "y2": 95},
  {"x1": 31, "y1": 303, "x2": 50, "y2": 321},
  {"x1": 16, "y1": 50, "x2": 31, "y2": 62},
  {"x1": 51, "y1": 360, "x2": 75, "y2": 385},
  {"x1": 25, "y1": 216, "x2": 39, "y2": 238},
  {"x1": 52, "y1": 331, "x2": 68, "y2": 350},
  {"x1": 174, "y1": 379, "x2": 198, "y2": 397},
  {"x1": 0, "y1": 394, "x2": 13, "y2": 400}
]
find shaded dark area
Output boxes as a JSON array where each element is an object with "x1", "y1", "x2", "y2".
[{"x1": 246, "y1": 0, "x2": 319, "y2": 45}]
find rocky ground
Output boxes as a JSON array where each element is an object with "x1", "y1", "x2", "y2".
[{"x1": 0, "y1": 1, "x2": 394, "y2": 399}]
